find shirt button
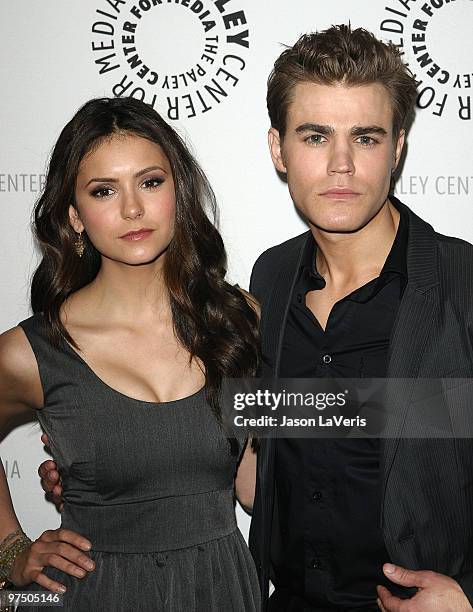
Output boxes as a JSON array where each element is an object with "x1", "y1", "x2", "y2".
[
  {"x1": 312, "y1": 491, "x2": 323, "y2": 502},
  {"x1": 322, "y1": 354, "x2": 332, "y2": 364},
  {"x1": 309, "y1": 558, "x2": 322, "y2": 569},
  {"x1": 296, "y1": 293, "x2": 302, "y2": 303}
]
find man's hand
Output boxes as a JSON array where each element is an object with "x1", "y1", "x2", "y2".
[
  {"x1": 377, "y1": 563, "x2": 472, "y2": 611},
  {"x1": 39, "y1": 433, "x2": 64, "y2": 511}
]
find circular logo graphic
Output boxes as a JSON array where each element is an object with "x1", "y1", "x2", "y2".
[
  {"x1": 91, "y1": 0, "x2": 250, "y2": 120},
  {"x1": 379, "y1": 0, "x2": 473, "y2": 121}
]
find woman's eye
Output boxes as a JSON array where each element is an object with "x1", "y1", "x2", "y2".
[
  {"x1": 91, "y1": 187, "x2": 114, "y2": 198},
  {"x1": 142, "y1": 177, "x2": 164, "y2": 189}
]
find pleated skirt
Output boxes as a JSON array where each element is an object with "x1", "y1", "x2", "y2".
[{"x1": 23, "y1": 528, "x2": 261, "y2": 611}]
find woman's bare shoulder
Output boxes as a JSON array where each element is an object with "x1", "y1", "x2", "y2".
[{"x1": 0, "y1": 325, "x2": 43, "y2": 410}]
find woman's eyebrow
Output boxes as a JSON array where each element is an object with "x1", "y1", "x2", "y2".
[{"x1": 84, "y1": 165, "x2": 167, "y2": 187}]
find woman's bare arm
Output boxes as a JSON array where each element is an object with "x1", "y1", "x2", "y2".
[
  {"x1": 235, "y1": 437, "x2": 257, "y2": 513},
  {"x1": 0, "y1": 327, "x2": 95, "y2": 592},
  {"x1": 0, "y1": 326, "x2": 43, "y2": 538},
  {"x1": 234, "y1": 289, "x2": 260, "y2": 513}
]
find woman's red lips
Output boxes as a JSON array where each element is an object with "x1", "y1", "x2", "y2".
[{"x1": 120, "y1": 228, "x2": 154, "y2": 240}]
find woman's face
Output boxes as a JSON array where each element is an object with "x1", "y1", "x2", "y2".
[{"x1": 70, "y1": 132, "x2": 176, "y2": 267}]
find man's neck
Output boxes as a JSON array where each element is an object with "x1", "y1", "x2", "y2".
[{"x1": 310, "y1": 199, "x2": 400, "y2": 290}]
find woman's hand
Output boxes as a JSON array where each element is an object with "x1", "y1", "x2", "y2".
[{"x1": 8, "y1": 528, "x2": 95, "y2": 593}]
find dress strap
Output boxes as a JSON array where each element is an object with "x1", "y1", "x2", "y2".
[{"x1": 17, "y1": 313, "x2": 81, "y2": 404}]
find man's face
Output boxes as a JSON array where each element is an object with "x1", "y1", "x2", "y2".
[{"x1": 268, "y1": 82, "x2": 405, "y2": 233}]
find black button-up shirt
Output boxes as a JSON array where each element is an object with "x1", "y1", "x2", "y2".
[{"x1": 272, "y1": 206, "x2": 409, "y2": 611}]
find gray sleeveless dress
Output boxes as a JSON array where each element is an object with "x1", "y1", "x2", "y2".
[{"x1": 18, "y1": 313, "x2": 261, "y2": 611}]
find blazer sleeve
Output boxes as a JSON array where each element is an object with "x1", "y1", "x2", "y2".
[
  {"x1": 454, "y1": 571, "x2": 473, "y2": 605},
  {"x1": 249, "y1": 248, "x2": 276, "y2": 302}
]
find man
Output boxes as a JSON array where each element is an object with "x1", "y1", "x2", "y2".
[
  {"x1": 247, "y1": 24, "x2": 473, "y2": 612},
  {"x1": 39, "y1": 24, "x2": 473, "y2": 612}
]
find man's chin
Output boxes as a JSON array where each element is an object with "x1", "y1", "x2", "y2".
[
  {"x1": 306, "y1": 204, "x2": 389, "y2": 235},
  {"x1": 308, "y1": 219, "x2": 369, "y2": 235}
]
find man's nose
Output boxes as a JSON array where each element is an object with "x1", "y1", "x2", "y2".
[{"x1": 327, "y1": 142, "x2": 355, "y2": 175}]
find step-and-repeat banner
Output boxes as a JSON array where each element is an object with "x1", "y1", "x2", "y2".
[{"x1": 1, "y1": 0, "x2": 472, "y2": 544}]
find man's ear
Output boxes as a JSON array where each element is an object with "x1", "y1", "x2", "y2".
[
  {"x1": 268, "y1": 128, "x2": 287, "y2": 174},
  {"x1": 393, "y1": 129, "x2": 405, "y2": 172},
  {"x1": 68, "y1": 205, "x2": 84, "y2": 233}
]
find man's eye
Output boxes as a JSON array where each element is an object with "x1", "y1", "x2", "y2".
[
  {"x1": 142, "y1": 177, "x2": 164, "y2": 189},
  {"x1": 91, "y1": 187, "x2": 114, "y2": 198},
  {"x1": 305, "y1": 134, "x2": 326, "y2": 145},
  {"x1": 357, "y1": 135, "x2": 377, "y2": 146}
]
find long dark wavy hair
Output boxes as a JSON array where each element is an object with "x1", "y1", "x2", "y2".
[{"x1": 31, "y1": 97, "x2": 260, "y2": 447}]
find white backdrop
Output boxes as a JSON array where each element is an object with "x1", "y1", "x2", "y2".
[{"x1": 1, "y1": 0, "x2": 472, "y2": 547}]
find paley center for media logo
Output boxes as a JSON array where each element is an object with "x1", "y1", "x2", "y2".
[
  {"x1": 90, "y1": 0, "x2": 250, "y2": 120},
  {"x1": 0, "y1": 174, "x2": 46, "y2": 194},
  {"x1": 1, "y1": 458, "x2": 21, "y2": 479},
  {"x1": 379, "y1": 0, "x2": 472, "y2": 121}
]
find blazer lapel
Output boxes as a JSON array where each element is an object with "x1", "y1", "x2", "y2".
[{"x1": 380, "y1": 199, "x2": 441, "y2": 521}]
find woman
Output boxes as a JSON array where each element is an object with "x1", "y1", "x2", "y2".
[{"x1": 0, "y1": 97, "x2": 260, "y2": 610}]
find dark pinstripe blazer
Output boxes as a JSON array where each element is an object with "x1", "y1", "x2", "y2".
[{"x1": 248, "y1": 197, "x2": 473, "y2": 609}]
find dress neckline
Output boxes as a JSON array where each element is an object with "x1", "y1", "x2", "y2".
[
  {"x1": 62, "y1": 337, "x2": 206, "y2": 407},
  {"x1": 35, "y1": 312, "x2": 206, "y2": 407}
]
